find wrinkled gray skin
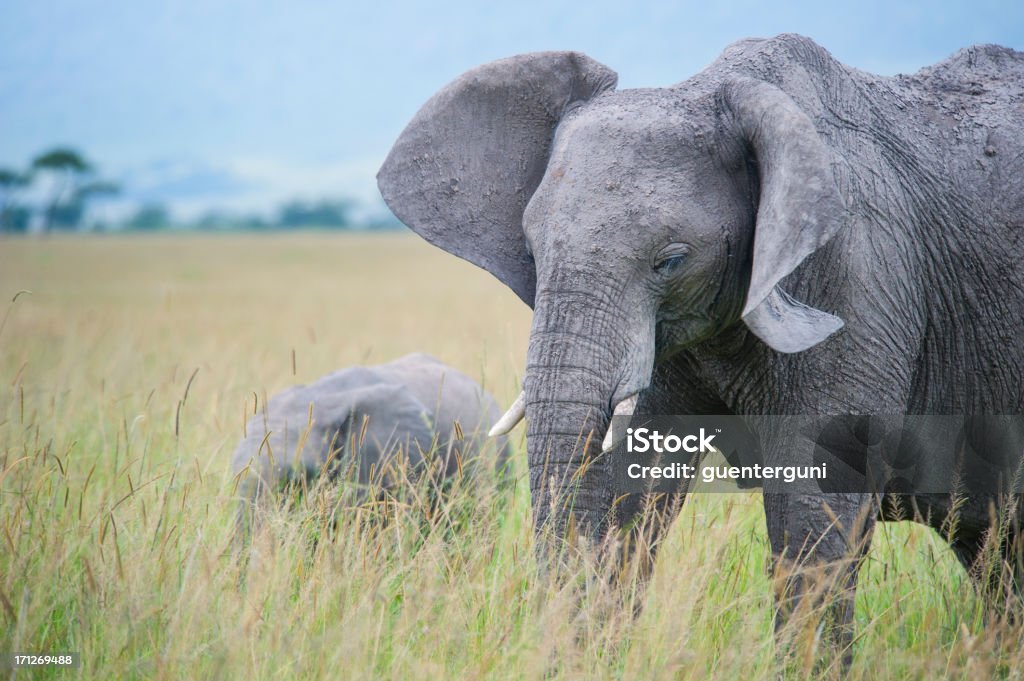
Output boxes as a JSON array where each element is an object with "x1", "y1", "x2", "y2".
[
  {"x1": 232, "y1": 353, "x2": 510, "y2": 516},
  {"x1": 378, "y1": 35, "x2": 1024, "y2": 659}
]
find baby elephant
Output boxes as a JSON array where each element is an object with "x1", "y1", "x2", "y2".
[{"x1": 232, "y1": 353, "x2": 511, "y2": 520}]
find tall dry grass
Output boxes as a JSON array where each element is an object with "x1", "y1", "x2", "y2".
[{"x1": 1, "y1": 233, "x2": 1021, "y2": 679}]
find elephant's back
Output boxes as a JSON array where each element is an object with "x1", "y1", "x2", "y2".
[
  {"x1": 307, "y1": 365, "x2": 394, "y2": 394},
  {"x1": 901, "y1": 45, "x2": 1024, "y2": 156},
  {"x1": 897, "y1": 45, "x2": 1024, "y2": 234},
  {"x1": 377, "y1": 353, "x2": 503, "y2": 443},
  {"x1": 907, "y1": 44, "x2": 1024, "y2": 107}
]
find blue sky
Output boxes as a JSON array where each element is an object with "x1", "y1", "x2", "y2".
[{"x1": 2, "y1": 0, "x2": 1022, "y2": 221}]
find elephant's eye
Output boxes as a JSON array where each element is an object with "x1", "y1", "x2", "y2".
[{"x1": 653, "y1": 245, "x2": 689, "y2": 277}]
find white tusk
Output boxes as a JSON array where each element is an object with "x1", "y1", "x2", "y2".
[
  {"x1": 602, "y1": 395, "x2": 638, "y2": 453},
  {"x1": 488, "y1": 391, "x2": 526, "y2": 437}
]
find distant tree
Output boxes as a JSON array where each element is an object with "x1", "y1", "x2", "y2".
[
  {"x1": 0, "y1": 168, "x2": 32, "y2": 233},
  {"x1": 30, "y1": 147, "x2": 118, "y2": 233},
  {"x1": 32, "y1": 148, "x2": 93, "y2": 232},
  {"x1": 3, "y1": 150, "x2": 119, "y2": 233},
  {"x1": 190, "y1": 209, "x2": 269, "y2": 231},
  {"x1": 48, "y1": 200, "x2": 86, "y2": 229},
  {"x1": 60, "y1": 180, "x2": 120, "y2": 232},
  {"x1": 127, "y1": 203, "x2": 171, "y2": 231},
  {"x1": 239, "y1": 214, "x2": 271, "y2": 230},
  {"x1": 0, "y1": 205, "x2": 32, "y2": 233},
  {"x1": 278, "y1": 199, "x2": 353, "y2": 228},
  {"x1": 193, "y1": 209, "x2": 230, "y2": 231},
  {"x1": 77, "y1": 179, "x2": 120, "y2": 199},
  {"x1": 0, "y1": 168, "x2": 25, "y2": 188}
]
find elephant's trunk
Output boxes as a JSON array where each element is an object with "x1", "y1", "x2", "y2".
[
  {"x1": 523, "y1": 273, "x2": 652, "y2": 554},
  {"x1": 524, "y1": 376, "x2": 611, "y2": 546}
]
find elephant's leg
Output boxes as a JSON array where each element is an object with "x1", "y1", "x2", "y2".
[
  {"x1": 763, "y1": 492, "x2": 876, "y2": 672},
  {"x1": 951, "y1": 526, "x2": 1024, "y2": 619},
  {"x1": 613, "y1": 489, "x2": 687, "y2": 582},
  {"x1": 1001, "y1": 531, "x2": 1024, "y2": 620}
]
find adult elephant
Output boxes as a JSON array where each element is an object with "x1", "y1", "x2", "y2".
[{"x1": 378, "y1": 34, "x2": 1024, "y2": 657}]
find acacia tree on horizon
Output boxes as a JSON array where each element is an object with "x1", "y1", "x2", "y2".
[
  {"x1": 33, "y1": 147, "x2": 92, "y2": 232},
  {"x1": 28, "y1": 147, "x2": 119, "y2": 233}
]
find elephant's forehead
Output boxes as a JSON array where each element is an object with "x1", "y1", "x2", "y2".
[
  {"x1": 543, "y1": 98, "x2": 717, "y2": 202},
  {"x1": 529, "y1": 97, "x2": 722, "y2": 224},
  {"x1": 550, "y1": 90, "x2": 713, "y2": 163},
  {"x1": 524, "y1": 167, "x2": 722, "y2": 253},
  {"x1": 524, "y1": 92, "x2": 743, "y2": 251}
]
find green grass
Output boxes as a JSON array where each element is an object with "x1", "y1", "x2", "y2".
[{"x1": 1, "y1": 233, "x2": 1022, "y2": 679}]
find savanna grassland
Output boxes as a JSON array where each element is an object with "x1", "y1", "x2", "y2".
[{"x1": 1, "y1": 233, "x2": 1021, "y2": 680}]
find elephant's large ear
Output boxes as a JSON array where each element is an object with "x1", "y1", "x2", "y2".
[
  {"x1": 377, "y1": 52, "x2": 618, "y2": 307},
  {"x1": 723, "y1": 79, "x2": 847, "y2": 353}
]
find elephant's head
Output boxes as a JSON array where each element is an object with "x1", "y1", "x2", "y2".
[{"x1": 378, "y1": 52, "x2": 846, "y2": 543}]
